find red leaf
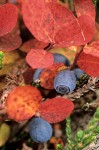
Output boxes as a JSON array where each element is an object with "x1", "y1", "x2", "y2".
[
  {"x1": 0, "y1": 3, "x2": 18, "y2": 37},
  {"x1": 40, "y1": 63, "x2": 67, "y2": 89},
  {"x1": 77, "y1": 15, "x2": 95, "y2": 43},
  {"x1": 23, "y1": 68, "x2": 35, "y2": 84},
  {"x1": 5, "y1": 86, "x2": 43, "y2": 122},
  {"x1": 20, "y1": 39, "x2": 48, "y2": 53},
  {"x1": 22, "y1": 1, "x2": 95, "y2": 46},
  {"x1": 40, "y1": 97, "x2": 74, "y2": 123},
  {"x1": 77, "y1": 41, "x2": 99, "y2": 77},
  {"x1": 22, "y1": 0, "x2": 77, "y2": 43},
  {"x1": 26, "y1": 49, "x2": 54, "y2": 69},
  {"x1": 74, "y1": 0, "x2": 95, "y2": 18},
  {"x1": 0, "y1": 33, "x2": 22, "y2": 51},
  {"x1": 55, "y1": 15, "x2": 95, "y2": 47}
]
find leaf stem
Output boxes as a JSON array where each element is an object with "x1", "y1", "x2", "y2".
[{"x1": 44, "y1": 43, "x2": 54, "y2": 51}]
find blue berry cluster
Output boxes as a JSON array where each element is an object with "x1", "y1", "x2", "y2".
[
  {"x1": 33, "y1": 53, "x2": 70, "y2": 82},
  {"x1": 33, "y1": 53, "x2": 85, "y2": 94},
  {"x1": 30, "y1": 53, "x2": 85, "y2": 143}
]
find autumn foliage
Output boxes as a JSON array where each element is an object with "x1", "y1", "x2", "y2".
[
  {"x1": 0, "y1": 3, "x2": 22, "y2": 51},
  {"x1": 6, "y1": 86, "x2": 43, "y2": 122},
  {"x1": 0, "y1": 0, "x2": 99, "y2": 124}
]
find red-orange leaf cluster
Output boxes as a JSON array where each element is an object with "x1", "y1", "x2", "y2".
[
  {"x1": 5, "y1": 86, "x2": 43, "y2": 122},
  {"x1": 22, "y1": 0, "x2": 95, "y2": 47},
  {"x1": 40, "y1": 97, "x2": 74, "y2": 123},
  {"x1": 26, "y1": 49, "x2": 54, "y2": 69},
  {"x1": 5, "y1": 86, "x2": 74, "y2": 123},
  {"x1": 0, "y1": 3, "x2": 18, "y2": 37},
  {"x1": 77, "y1": 41, "x2": 99, "y2": 77},
  {"x1": 40, "y1": 63, "x2": 67, "y2": 89}
]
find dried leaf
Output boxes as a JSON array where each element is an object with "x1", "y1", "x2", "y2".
[
  {"x1": 2, "y1": 51, "x2": 20, "y2": 65},
  {"x1": 50, "y1": 47, "x2": 77, "y2": 64},
  {"x1": 0, "y1": 123, "x2": 10, "y2": 147},
  {"x1": 0, "y1": 60, "x2": 27, "y2": 110},
  {"x1": 40, "y1": 63, "x2": 66, "y2": 89},
  {"x1": 40, "y1": 97, "x2": 74, "y2": 123},
  {"x1": 0, "y1": 51, "x2": 21, "y2": 76},
  {"x1": 20, "y1": 39, "x2": 48, "y2": 53},
  {"x1": 26, "y1": 49, "x2": 54, "y2": 69},
  {"x1": 77, "y1": 41, "x2": 99, "y2": 77},
  {"x1": 0, "y1": 82, "x2": 5, "y2": 91},
  {"x1": 0, "y1": 3, "x2": 18, "y2": 37},
  {"x1": 5, "y1": 86, "x2": 43, "y2": 122},
  {"x1": 0, "y1": 33, "x2": 22, "y2": 51},
  {"x1": 0, "y1": 64, "x2": 15, "y2": 76}
]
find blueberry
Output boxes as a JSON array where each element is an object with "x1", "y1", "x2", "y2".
[
  {"x1": 73, "y1": 68, "x2": 85, "y2": 79},
  {"x1": 53, "y1": 53, "x2": 70, "y2": 66},
  {"x1": 33, "y1": 68, "x2": 43, "y2": 82},
  {"x1": 54, "y1": 70, "x2": 76, "y2": 94},
  {"x1": 29, "y1": 117, "x2": 53, "y2": 143}
]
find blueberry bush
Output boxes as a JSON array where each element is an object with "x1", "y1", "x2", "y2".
[{"x1": 0, "y1": 0, "x2": 99, "y2": 150}]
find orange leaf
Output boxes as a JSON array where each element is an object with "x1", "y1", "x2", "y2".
[
  {"x1": 40, "y1": 97, "x2": 74, "y2": 123},
  {"x1": 5, "y1": 86, "x2": 42, "y2": 122}
]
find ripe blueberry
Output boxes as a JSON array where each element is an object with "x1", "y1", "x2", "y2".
[
  {"x1": 33, "y1": 68, "x2": 43, "y2": 82},
  {"x1": 29, "y1": 117, "x2": 53, "y2": 143},
  {"x1": 53, "y1": 53, "x2": 70, "y2": 66},
  {"x1": 54, "y1": 70, "x2": 76, "y2": 94},
  {"x1": 73, "y1": 68, "x2": 85, "y2": 79}
]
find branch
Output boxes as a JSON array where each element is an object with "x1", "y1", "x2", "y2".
[
  {"x1": 83, "y1": 135, "x2": 99, "y2": 150},
  {"x1": 70, "y1": 46, "x2": 84, "y2": 70}
]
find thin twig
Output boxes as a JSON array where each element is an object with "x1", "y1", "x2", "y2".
[{"x1": 70, "y1": 46, "x2": 84, "y2": 70}]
